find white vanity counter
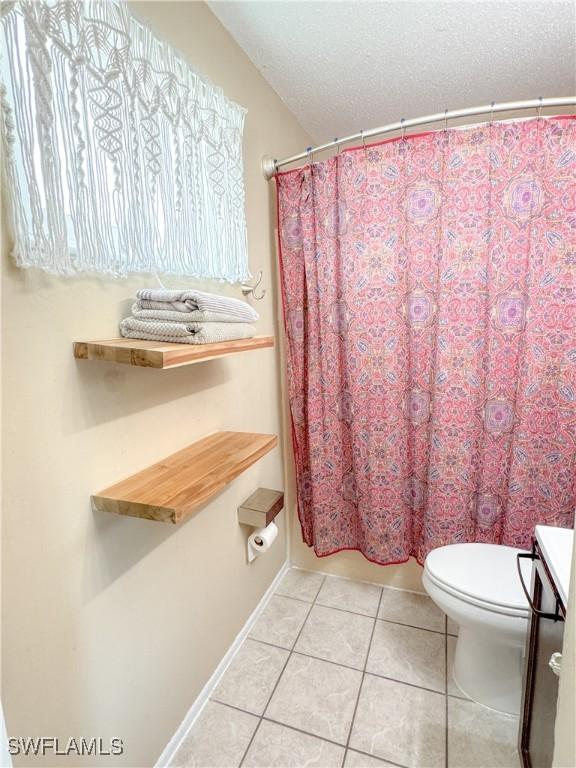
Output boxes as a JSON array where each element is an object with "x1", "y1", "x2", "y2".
[{"x1": 535, "y1": 525, "x2": 574, "y2": 609}]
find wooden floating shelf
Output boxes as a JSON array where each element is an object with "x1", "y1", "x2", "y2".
[
  {"x1": 92, "y1": 431, "x2": 278, "y2": 524},
  {"x1": 73, "y1": 335, "x2": 274, "y2": 369}
]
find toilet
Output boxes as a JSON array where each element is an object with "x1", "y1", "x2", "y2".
[{"x1": 423, "y1": 542, "x2": 531, "y2": 716}]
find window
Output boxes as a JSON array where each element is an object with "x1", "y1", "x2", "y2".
[{"x1": 1, "y1": 0, "x2": 249, "y2": 281}]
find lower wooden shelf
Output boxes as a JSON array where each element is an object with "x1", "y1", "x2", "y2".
[{"x1": 91, "y1": 431, "x2": 278, "y2": 523}]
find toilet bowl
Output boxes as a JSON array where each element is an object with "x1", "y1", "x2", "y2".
[{"x1": 423, "y1": 542, "x2": 531, "y2": 715}]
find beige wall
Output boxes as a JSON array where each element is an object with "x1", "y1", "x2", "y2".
[{"x1": 1, "y1": 2, "x2": 310, "y2": 766}]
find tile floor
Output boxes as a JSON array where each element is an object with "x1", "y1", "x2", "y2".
[{"x1": 171, "y1": 568, "x2": 520, "y2": 768}]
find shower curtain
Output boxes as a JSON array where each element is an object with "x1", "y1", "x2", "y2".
[{"x1": 277, "y1": 116, "x2": 576, "y2": 566}]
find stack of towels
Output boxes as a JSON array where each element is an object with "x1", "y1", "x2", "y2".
[{"x1": 119, "y1": 288, "x2": 259, "y2": 345}]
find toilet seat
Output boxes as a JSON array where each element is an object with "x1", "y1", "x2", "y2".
[{"x1": 424, "y1": 543, "x2": 531, "y2": 618}]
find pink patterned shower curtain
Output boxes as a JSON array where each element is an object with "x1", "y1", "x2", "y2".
[{"x1": 277, "y1": 117, "x2": 576, "y2": 566}]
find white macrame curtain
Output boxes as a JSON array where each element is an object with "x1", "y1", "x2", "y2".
[{"x1": 0, "y1": 0, "x2": 250, "y2": 281}]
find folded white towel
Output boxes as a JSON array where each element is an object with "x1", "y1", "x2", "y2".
[
  {"x1": 130, "y1": 303, "x2": 253, "y2": 324},
  {"x1": 135, "y1": 288, "x2": 259, "y2": 323},
  {"x1": 119, "y1": 317, "x2": 257, "y2": 345}
]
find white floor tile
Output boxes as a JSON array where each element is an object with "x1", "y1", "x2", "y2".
[
  {"x1": 379, "y1": 588, "x2": 445, "y2": 633},
  {"x1": 367, "y1": 620, "x2": 446, "y2": 692},
  {"x1": 276, "y1": 568, "x2": 325, "y2": 602},
  {"x1": 249, "y1": 595, "x2": 310, "y2": 649},
  {"x1": 243, "y1": 720, "x2": 345, "y2": 767},
  {"x1": 448, "y1": 697, "x2": 520, "y2": 767},
  {"x1": 344, "y1": 749, "x2": 397, "y2": 766},
  {"x1": 266, "y1": 653, "x2": 362, "y2": 744},
  {"x1": 295, "y1": 604, "x2": 374, "y2": 669},
  {"x1": 350, "y1": 674, "x2": 446, "y2": 768},
  {"x1": 170, "y1": 701, "x2": 258, "y2": 768},
  {"x1": 317, "y1": 575, "x2": 382, "y2": 617},
  {"x1": 211, "y1": 639, "x2": 288, "y2": 715}
]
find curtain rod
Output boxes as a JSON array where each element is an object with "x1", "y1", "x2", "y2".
[{"x1": 262, "y1": 96, "x2": 576, "y2": 179}]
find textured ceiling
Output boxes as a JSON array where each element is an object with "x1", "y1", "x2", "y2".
[{"x1": 209, "y1": 1, "x2": 576, "y2": 145}]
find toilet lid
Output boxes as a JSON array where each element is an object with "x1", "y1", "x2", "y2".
[{"x1": 425, "y1": 543, "x2": 531, "y2": 612}]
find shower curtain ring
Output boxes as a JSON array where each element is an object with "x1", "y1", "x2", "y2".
[
  {"x1": 400, "y1": 118, "x2": 406, "y2": 140},
  {"x1": 537, "y1": 96, "x2": 544, "y2": 119},
  {"x1": 307, "y1": 146, "x2": 314, "y2": 167},
  {"x1": 490, "y1": 101, "x2": 495, "y2": 124},
  {"x1": 334, "y1": 137, "x2": 341, "y2": 156},
  {"x1": 444, "y1": 109, "x2": 449, "y2": 132},
  {"x1": 360, "y1": 129, "x2": 366, "y2": 150}
]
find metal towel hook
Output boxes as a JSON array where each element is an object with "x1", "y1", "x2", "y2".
[{"x1": 241, "y1": 270, "x2": 266, "y2": 301}]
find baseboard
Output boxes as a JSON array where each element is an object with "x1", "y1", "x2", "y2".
[
  {"x1": 155, "y1": 560, "x2": 291, "y2": 768},
  {"x1": 289, "y1": 564, "x2": 426, "y2": 595}
]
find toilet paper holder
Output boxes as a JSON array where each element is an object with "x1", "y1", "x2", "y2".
[
  {"x1": 238, "y1": 488, "x2": 284, "y2": 528},
  {"x1": 238, "y1": 488, "x2": 284, "y2": 563}
]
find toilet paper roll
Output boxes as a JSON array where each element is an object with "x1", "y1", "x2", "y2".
[{"x1": 248, "y1": 521, "x2": 278, "y2": 562}]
